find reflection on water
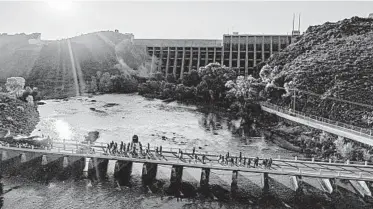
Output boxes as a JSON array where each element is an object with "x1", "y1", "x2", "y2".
[
  {"x1": 55, "y1": 120, "x2": 73, "y2": 140},
  {"x1": 4, "y1": 94, "x2": 302, "y2": 208}
]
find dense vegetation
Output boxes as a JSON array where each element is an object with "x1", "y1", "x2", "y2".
[
  {"x1": 255, "y1": 16, "x2": 373, "y2": 161},
  {"x1": 255, "y1": 16, "x2": 373, "y2": 129},
  {"x1": 0, "y1": 77, "x2": 40, "y2": 137},
  {"x1": 0, "y1": 93, "x2": 39, "y2": 136}
]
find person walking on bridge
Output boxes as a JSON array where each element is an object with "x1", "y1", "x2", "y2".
[
  {"x1": 106, "y1": 143, "x2": 110, "y2": 154},
  {"x1": 120, "y1": 141, "x2": 124, "y2": 153},
  {"x1": 254, "y1": 157, "x2": 259, "y2": 167},
  {"x1": 268, "y1": 158, "x2": 273, "y2": 169}
]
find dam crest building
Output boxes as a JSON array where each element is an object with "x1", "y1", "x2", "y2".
[{"x1": 132, "y1": 32, "x2": 299, "y2": 79}]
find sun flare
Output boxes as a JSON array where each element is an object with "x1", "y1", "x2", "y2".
[
  {"x1": 55, "y1": 120, "x2": 72, "y2": 140},
  {"x1": 47, "y1": 1, "x2": 72, "y2": 11}
]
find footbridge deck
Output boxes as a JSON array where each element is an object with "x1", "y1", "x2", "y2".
[
  {"x1": 1, "y1": 143, "x2": 373, "y2": 182},
  {"x1": 260, "y1": 102, "x2": 373, "y2": 146}
]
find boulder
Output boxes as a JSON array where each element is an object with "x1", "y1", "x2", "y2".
[{"x1": 84, "y1": 131, "x2": 100, "y2": 143}]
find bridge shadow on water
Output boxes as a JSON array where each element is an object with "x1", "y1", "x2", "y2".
[{"x1": 1, "y1": 155, "x2": 85, "y2": 183}]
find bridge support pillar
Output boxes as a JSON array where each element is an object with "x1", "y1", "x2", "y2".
[
  {"x1": 87, "y1": 158, "x2": 109, "y2": 181},
  {"x1": 293, "y1": 175, "x2": 305, "y2": 195},
  {"x1": 349, "y1": 180, "x2": 372, "y2": 197},
  {"x1": 142, "y1": 163, "x2": 157, "y2": 186},
  {"x1": 169, "y1": 165, "x2": 183, "y2": 195},
  {"x1": 263, "y1": 173, "x2": 269, "y2": 195},
  {"x1": 231, "y1": 170, "x2": 239, "y2": 196},
  {"x1": 62, "y1": 156, "x2": 69, "y2": 168},
  {"x1": 1, "y1": 151, "x2": 8, "y2": 161},
  {"x1": 114, "y1": 161, "x2": 133, "y2": 186},
  {"x1": 41, "y1": 155, "x2": 48, "y2": 165},
  {"x1": 200, "y1": 168, "x2": 210, "y2": 193},
  {"x1": 57, "y1": 156, "x2": 85, "y2": 180},
  {"x1": 318, "y1": 178, "x2": 333, "y2": 194},
  {"x1": 20, "y1": 153, "x2": 27, "y2": 163}
]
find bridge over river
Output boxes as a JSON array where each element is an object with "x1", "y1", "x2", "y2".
[
  {"x1": 260, "y1": 102, "x2": 373, "y2": 146},
  {"x1": 1, "y1": 141, "x2": 373, "y2": 197}
]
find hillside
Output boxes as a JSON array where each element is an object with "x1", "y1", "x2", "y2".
[
  {"x1": 0, "y1": 33, "x2": 43, "y2": 80},
  {"x1": 258, "y1": 16, "x2": 373, "y2": 129},
  {"x1": 0, "y1": 31, "x2": 150, "y2": 99}
]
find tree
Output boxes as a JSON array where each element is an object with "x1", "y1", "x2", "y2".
[
  {"x1": 225, "y1": 75, "x2": 263, "y2": 103},
  {"x1": 96, "y1": 71, "x2": 102, "y2": 79},
  {"x1": 319, "y1": 131, "x2": 332, "y2": 143},
  {"x1": 334, "y1": 136, "x2": 354, "y2": 159},
  {"x1": 110, "y1": 75, "x2": 122, "y2": 92},
  {"x1": 99, "y1": 72, "x2": 112, "y2": 92},
  {"x1": 196, "y1": 63, "x2": 237, "y2": 102},
  {"x1": 166, "y1": 74, "x2": 176, "y2": 83},
  {"x1": 259, "y1": 64, "x2": 273, "y2": 83},
  {"x1": 90, "y1": 76, "x2": 98, "y2": 93},
  {"x1": 182, "y1": 69, "x2": 201, "y2": 87},
  {"x1": 5, "y1": 77, "x2": 25, "y2": 98}
]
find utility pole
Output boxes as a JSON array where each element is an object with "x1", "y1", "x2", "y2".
[{"x1": 293, "y1": 89, "x2": 296, "y2": 111}]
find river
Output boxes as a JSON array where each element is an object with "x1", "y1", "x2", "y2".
[{"x1": 1, "y1": 94, "x2": 369, "y2": 209}]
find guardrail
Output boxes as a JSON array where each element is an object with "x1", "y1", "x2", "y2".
[
  {"x1": 2, "y1": 144, "x2": 373, "y2": 181},
  {"x1": 81, "y1": 142, "x2": 373, "y2": 167},
  {"x1": 3, "y1": 137, "x2": 373, "y2": 168},
  {"x1": 260, "y1": 102, "x2": 373, "y2": 137}
]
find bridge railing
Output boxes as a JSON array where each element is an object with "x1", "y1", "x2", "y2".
[
  {"x1": 260, "y1": 102, "x2": 373, "y2": 137},
  {"x1": 4, "y1": 142, "x2": 373, "y2": 168}
]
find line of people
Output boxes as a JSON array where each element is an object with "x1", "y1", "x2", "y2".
[
  {"x1": 106, "y1": 140, "x2": 144, "y2": 156},
  {"x1": 104, "y1": 137, "x2": 273, "y2": 169},
  {"x1": 217, "y1": 152, "x2": 273, "y2": 169}
]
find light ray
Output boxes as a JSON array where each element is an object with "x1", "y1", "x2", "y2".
[{"x1": 67, "y1": 39, "x2": 80, "y2": 96}]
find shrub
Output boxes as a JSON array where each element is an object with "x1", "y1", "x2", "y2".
[{"x1": 182, "y1": 69, "x2": 201, "y2": 87}]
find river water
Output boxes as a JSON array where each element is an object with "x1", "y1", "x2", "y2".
[{"x1": 1, "y1": 94, "x2": 369, "y2": 209}]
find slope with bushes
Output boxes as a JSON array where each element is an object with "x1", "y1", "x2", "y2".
[{"x1": 257, "y1": 16, "x2": 373, "y2": 129}]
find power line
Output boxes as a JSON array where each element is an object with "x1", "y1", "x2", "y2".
[{"x1": 261, "y1": 84, "x2": 373, "y2": 110}]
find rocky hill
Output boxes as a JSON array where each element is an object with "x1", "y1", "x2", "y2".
[
  {"x1": 0, "y1": 93, "x2": 39, "y2": 136},
  {"x1": 259, "y1": 16, "x2": 373, "y2": 129},
  {"x1": 0, "y1": 31, "x2": 150, "y2": 99},
  {"x1": 0, "y1": 33, "x2": 43, "y2": 80}
]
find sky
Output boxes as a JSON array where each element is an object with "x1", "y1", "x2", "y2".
[{"x1": 0, "y1": 1, "x2": 372, "y2": 40}]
